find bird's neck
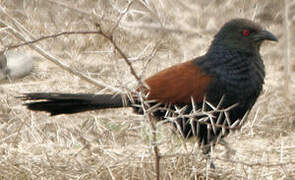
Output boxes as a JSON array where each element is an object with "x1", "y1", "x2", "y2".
[{"x1": 195, "y1": 46, "x2": 265, "y2": 94}]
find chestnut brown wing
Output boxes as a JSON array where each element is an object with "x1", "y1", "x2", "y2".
[{"x1": 145, "y1": 60, "x2": 213, "y2": 105}]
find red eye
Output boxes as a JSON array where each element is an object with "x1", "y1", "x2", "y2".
[{"x1": 242, "y1": 29, "x2": 250, "y2": 36}]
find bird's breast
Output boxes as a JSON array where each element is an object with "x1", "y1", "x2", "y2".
[{"x1": 197, "y1": 49, "x2": 265, "y2": 109}]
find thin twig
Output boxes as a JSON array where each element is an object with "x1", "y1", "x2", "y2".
[
  {"x1": 109, "y1": 0, "x2": 134, "y2": 34},
  {"x1": 8, "y1": 31, "x2": 102, "y2": 50},
  {"x1": 95, "y1": 24, "x2": 143, "y2": 85},
  {"x1": 148, "y1": 114, "x2": 161, "y2": 180}
]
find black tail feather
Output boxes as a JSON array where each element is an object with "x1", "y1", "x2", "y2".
[{"x1": 22, "y1": 93, "x2": 129, "y2": 116}]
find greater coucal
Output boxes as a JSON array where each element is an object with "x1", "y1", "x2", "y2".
[{"x1": 21, "y1": 18, "x2": 278, "y2": 154}]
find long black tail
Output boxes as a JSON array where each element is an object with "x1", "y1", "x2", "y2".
[{"x1": 21, "y1": 93, "x2": 130, "y2": 116}]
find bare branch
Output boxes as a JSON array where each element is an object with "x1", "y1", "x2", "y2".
[
  {"x1": 148, "y1": 114, "x2": 161, "y2": 180},
  {"x1": 7, "y1": 31, "x2": 102, "y2": 50},
  {"x1": 109, "y1": 0, "x2": 134, "y2": 34},
  {"x1": 95, "y1": 23, "x2": 144, "y2": 85}
]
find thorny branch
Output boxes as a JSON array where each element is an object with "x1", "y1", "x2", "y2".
[{"x1": 98, "y1": 1, "x2": 161, "y2": 179}]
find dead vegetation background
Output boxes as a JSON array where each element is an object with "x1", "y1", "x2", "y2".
[{"x1": 0, "y1": 0, "x2": 294, "y2": 179}]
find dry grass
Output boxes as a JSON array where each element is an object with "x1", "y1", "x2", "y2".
[{"x1": 0, "y1": 0, "x2": 294, "y2": 179}]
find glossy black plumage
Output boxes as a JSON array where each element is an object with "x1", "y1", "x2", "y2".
[{"x1": 22, "y1": 18, "x2": 278, "y2": 153}]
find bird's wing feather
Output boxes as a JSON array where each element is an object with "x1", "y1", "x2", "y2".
[{"x1": 145, "y1": 60, "x2": 213, "y2": 104}]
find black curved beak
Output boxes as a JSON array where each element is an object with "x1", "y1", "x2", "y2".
[{"x1": 254, "y1": 30, "x2": 278, "y2": 42}]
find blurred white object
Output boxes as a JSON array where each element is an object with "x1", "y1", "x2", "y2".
[{"x1": 0, "y1": 51, "x2": 34, "y2": 81}]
